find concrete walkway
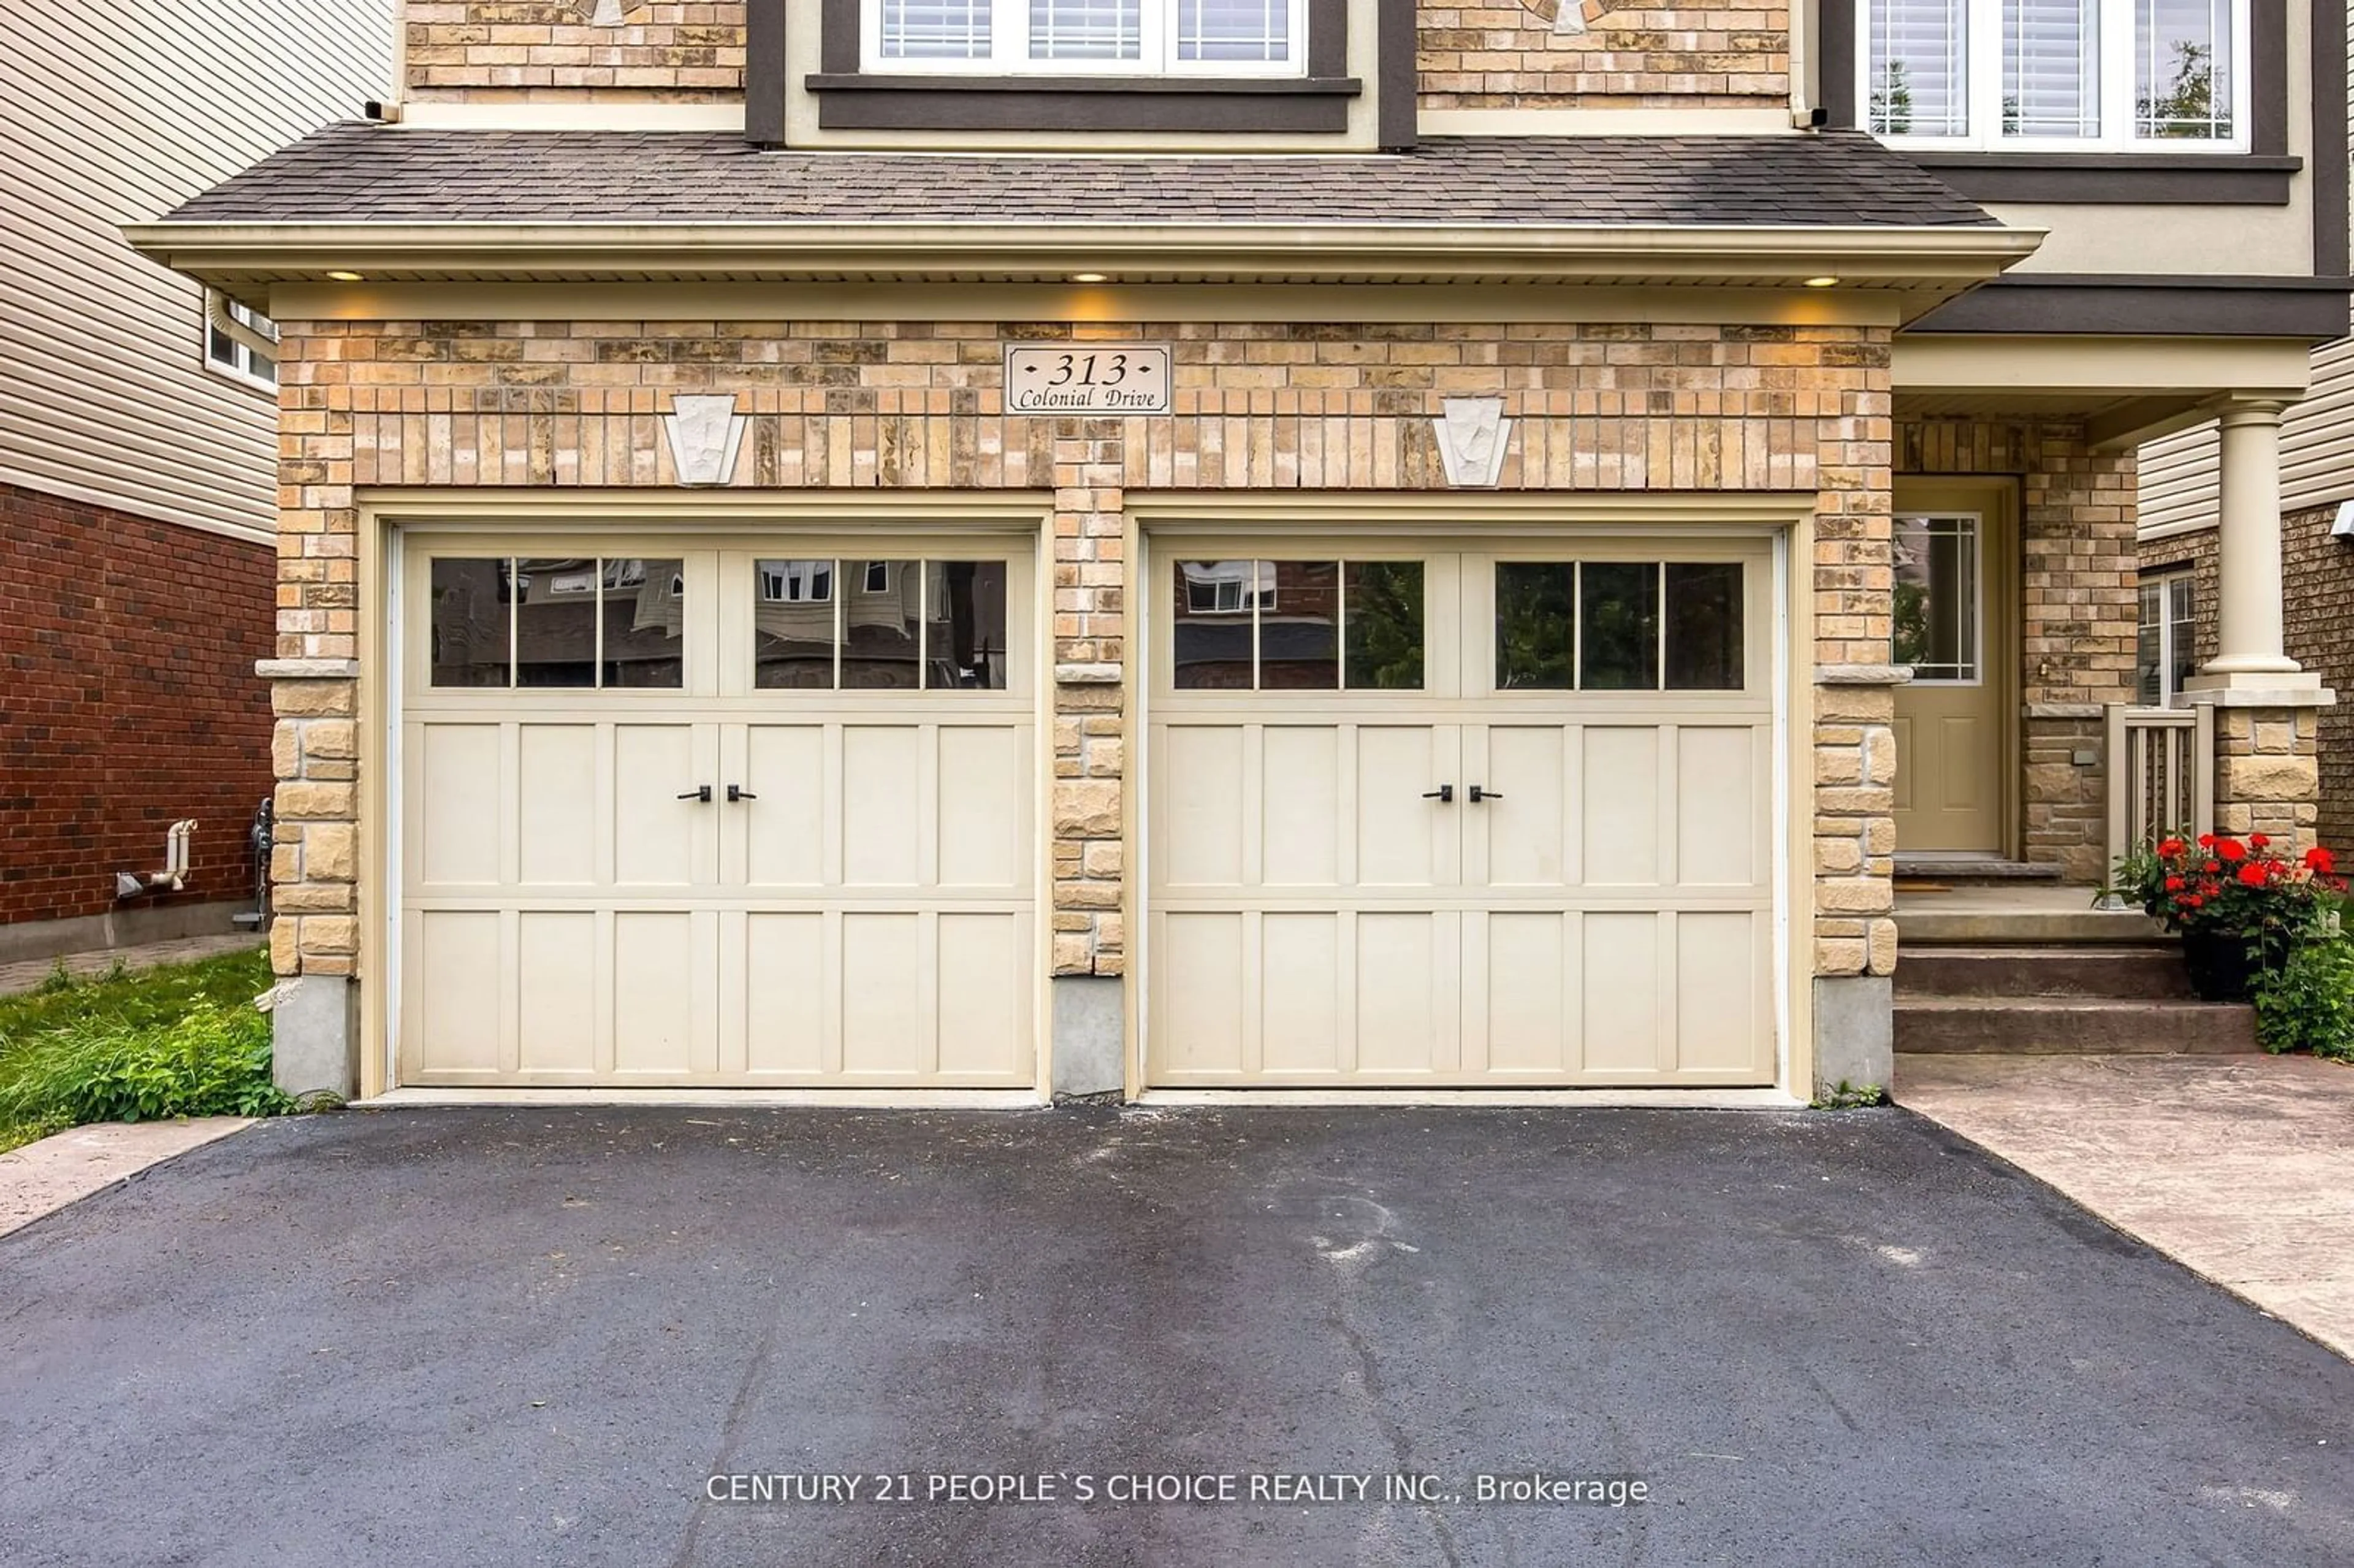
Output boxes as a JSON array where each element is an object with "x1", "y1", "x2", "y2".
[
  {"x1": 0, "y1": 934, "x2": 263, "y2": 997},
  {"x1": 0, "y1": 1118, "x2": 251, "y2": 1238},
  {"x1": 1899, "y1": 1053, "x2": 2354, "y2": 1359}
]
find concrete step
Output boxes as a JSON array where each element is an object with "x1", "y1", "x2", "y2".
[
  {"x1": 1895, "y1": 904, "x2": 2166, "y2": 946},
  {"x1": 1894, "y1": 855, "x2": 2064, "y2": 884},
  {"x1": 1894, "y1": 997, "x2": 2260, "y2": 1056},
  {"x1": 1895, "y1": 945, "x2": 2196, "y2": 1001}
]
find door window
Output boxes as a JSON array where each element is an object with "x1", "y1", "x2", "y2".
[
  {"x1": 428, "y1": 556, "x2": 685, "y2": 690},
  {"x1": 753, "y1": 558, "x2": 1009, "y2": 691},
  {"x1": 1492, "y1": 560, "x2": 1746, "y2": 693},
  {"x1": 1170, "y1": 558, "x2": 1424, "y2": 691},
  {"x1": 1892, "y1": 514, "x2": 1981, "y2": 683}
]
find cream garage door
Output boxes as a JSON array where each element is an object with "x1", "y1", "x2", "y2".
[
  {"x1": 398, "y1": 539, "x2": 1037, "y2": 1087},
  {"x1": 1148, "y1": 540, "x2": 1777, "y2": 1087}
]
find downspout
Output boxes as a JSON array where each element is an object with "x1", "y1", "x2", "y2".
[{"x1": 205, "y1": 288, "x2": 278, "y2": 360}]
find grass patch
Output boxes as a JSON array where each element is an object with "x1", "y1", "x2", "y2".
[{"x1": 0, "y1": 948, "x2": 289, "y2": 1154}]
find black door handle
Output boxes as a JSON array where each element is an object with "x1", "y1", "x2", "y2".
[
  {"x1": 1422, "y1": 785, "x2": 1454, "y2": 803},
  {"x1": 726, "y1": 785, "x2": 758, "y2": 802},
  {"x1": 1469, "y1": 785, "x2": 1503, "y2": 803},
  {"x1": 676, "y1": 785, "x2": 712, "y2": 803}
]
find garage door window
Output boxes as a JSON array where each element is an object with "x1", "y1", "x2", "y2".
[
  {"x1": 428, "y1": 557, "x2": 685, "y2": 689},
  {"x1": 753, "y1": 558, "x2": 1008, "y2": 691},
  {"x1": 1170, "y1": 558, "x2": 1424, "y2": 691},
  {"x1": 1494, "y1": 561, "x2": 1745, "y2": 693}
]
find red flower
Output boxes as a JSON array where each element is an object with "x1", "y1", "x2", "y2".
[
  {"x1": 2158, "y1": 837, "x2": 2188, "y2": 858},
  {"x1": 2238, "y1": 862, "x2": 2269, "y2": 887},
  {"x1": 2306, "y1": 847, "x2": 2336, "y2": 874},
  {"x1": 2164, "y1": 875, "x2": 2185, "y2": 892},
  {"x1": 2203, "y1": 860, "x2": 2222, "y2": 875},
  {"x1": 2249, "y1": 833, "x2": 2270, "y2": 850},
  {"x1": 2185, "y1": 894, "x2": 2205, "y2": 908},
  {"x1": 2198, "y1": 834, "x2": 2217, "y2": 848},
  {"x1": 2215, "y1": 839, "x2": 2247, "y2": 862}
]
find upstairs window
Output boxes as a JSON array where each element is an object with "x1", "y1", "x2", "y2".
[
  {"x1": 867, "y1": 0, "x2": 1305, "y2": 75},
  {"x1": 1864, "y1": 0, "x2": 2248, "y2": 151}
]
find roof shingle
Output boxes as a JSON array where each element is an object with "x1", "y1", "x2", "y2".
[{"x1": 164, "y1": 124, "x2": 1995, "y2": 229}]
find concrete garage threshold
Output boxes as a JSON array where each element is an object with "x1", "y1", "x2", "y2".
[{"x1": 2, "y1": 1105, "x2": 2350, "y2": 1567}]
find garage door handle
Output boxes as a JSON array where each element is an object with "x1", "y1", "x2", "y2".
[
  {"x1": 726, "y1": 785, "x2": 758, "y2": 803},
  {"x1": 676, "y1": 785, "x2": 712, "y2": 804},
  {"x1": 1421, "y1": 785, "x2": 1454, "y2": 803},
  {"x1": 1469, "y1": 785, "x2": 1503, "y2": 804}
]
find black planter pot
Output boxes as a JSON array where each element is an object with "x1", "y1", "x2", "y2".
[{"x1": 2181, "y1": 928, "x2": 2282, "y2": 1003}]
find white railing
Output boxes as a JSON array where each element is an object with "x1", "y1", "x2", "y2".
[{"x1": 2105, "y1": 702, "x2": 2215, "y2": 866}]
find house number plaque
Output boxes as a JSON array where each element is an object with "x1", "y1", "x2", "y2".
[{"x1": 1003, "y1": 344, "x2": 1172, "y2": 414}]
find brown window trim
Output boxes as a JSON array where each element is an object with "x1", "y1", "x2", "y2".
[{"x1": 794, "y1": 0, "x2": 1362, "y2": 136}]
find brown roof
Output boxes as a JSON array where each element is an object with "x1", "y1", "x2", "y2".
[{"x1": 164, "y1": 124, "x2": 1995, "y2": 229}]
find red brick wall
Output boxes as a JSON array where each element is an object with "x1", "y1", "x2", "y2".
[{"x1": 0, "y1": 484, "x2": 275, "y2": 926}]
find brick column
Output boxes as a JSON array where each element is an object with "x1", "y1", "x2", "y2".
[{"x1": 2212, "y1": 706, "x2": 2325, "y2": 853}]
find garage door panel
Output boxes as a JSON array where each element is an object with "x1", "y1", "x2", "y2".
[
  {"x1": 742, "y1": 725, "x2": 827, "y2": 888},
  {"x1": 1580, "y1": 728, "x2": 1662, "y2": 888},
  {"x1": 1261, "y1": 728, "x2": 1341, "y2": 887},
  {"x1": 1484, "y1": 726, "x2": 1570, "y2": 888},
  {"x1": 1355, "y1": 727, "x2": 1451, "y2": 888},
  {"x1": 612, "y1": 911, "x2": 700, "y2": 1075},
  {"x1": 1259, "y1": 912, "x2": 1340, "y2": 1074},
  {"x1": 1580, "y1": 911, "x2": 1663, "y2": 1073},
  {"x1": 1156, "y1": 912, "x2": 1247, "y2": 1077},
  {"x1": 1160, "y1": 726, "x2": 1245, "y2": 888},
  {"x1": 517, "y1": 726, "x2": 598, "y2": 886},
  {"x1": 936, "y1": 914, "x2": 1027, "y2": 1078},
  {"x1": 1675, "y1": 726, "x2": 1762, "y2": 889},
  {"x1": 1355, "y1": 912, "x2": 1444, "y2": 1075},
  {"x1": 743, "y1": 911, "x2": 828, "y2": 1075},
  {"x1": 841, "y1": 913, "x2": 924, "y2": 1076},
  {"x1": 612, "y1": 725, "x2": 703, "y2": 888},
  {"x1": 413, "y1": 910, "x2": 503, "y2": 1074},
  {"x1": 937, "y1": 726, "x2": 1026, "y2": 890},
  {"x1": 842, "y1": 726, "x2": 922, "y2": 888},
  {"x1": 517, "y1": 911, "x2": 597, "y2": 1072},
  {"x1": 417, "y1": 724, "x2": 502, "y2": 887},
  {"x1": 1485, "y1": 911, "x2": 1571, "y2": 1074},
  {"x1": 1674, "y1": 912, "x2": 1766, "y2": 1075}
]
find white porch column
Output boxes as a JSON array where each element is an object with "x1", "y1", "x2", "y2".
[{"x1": 2201, "y1": 398, "x2": 2302, "y2": 680}]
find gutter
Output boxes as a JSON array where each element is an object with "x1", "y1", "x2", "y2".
[{"x1": 126, "y1": 219, "x2": 2046, "y2": 289}]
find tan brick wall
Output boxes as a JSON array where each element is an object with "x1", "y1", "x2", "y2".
[
  {"x1": 1417, "y1": 0, "x2": 1791, "y2": 111},
  {"x1": 269, "y1": 314, "x2": 1894, "y2": 983},
  {"x1": 2214, "y1": 706, "x2": 2322, "y2": 851},
  {"x1": 1898, "y1": 417, "x2": 2136, "y2": 881},
  {"x1": 405, "y1": 2, "x2": 745, "y2": 101}
]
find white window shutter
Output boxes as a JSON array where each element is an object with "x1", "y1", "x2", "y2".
[
  {"x1": 1030, "y1": 0, "x2": 1143, "y2": 60},
  {"x1": 1178, "y1": 0, "x2": 1292, "y2": 63},
  {"x1": 2003, "y1": 0, "x2": 2100, "y2": 136},
  {"x1": 880, "y1": 0, "x2": 992, "y2": 59}
]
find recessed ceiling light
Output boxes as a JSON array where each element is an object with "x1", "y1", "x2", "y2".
[
  {"x1": 1068, "y1": 272, "x2": 1109, "y2": 284},
  {"x1": 326, "y1": 270, "x2": 365, "y2": 281},
  {"x1": 1802, "y1": 275, "x2": 1840, "y2": 288}
]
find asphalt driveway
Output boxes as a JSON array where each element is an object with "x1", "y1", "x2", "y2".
[{"x1": 2, "y1": 1107, "x2": 2348, "y2": 1567}]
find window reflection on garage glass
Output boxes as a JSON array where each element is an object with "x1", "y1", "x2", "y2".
[
  {"x1": 753, "y1": 559, "x2": 1007, "y2": 691},
  {"x1": 1493, "y1": 561, "x2": 1743, "y2": 691},
  {"x1": 1170, "y1": 559, "x2": 1423, "y2": 691},
  {"x1": 428, "y1": 557, "x2": 683, "y2": 688}
]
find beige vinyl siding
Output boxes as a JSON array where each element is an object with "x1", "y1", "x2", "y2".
[
  {"x1": 0, "y1": 1, "x2": 390, "y2": 544},
  {"x1": 2140, "y1": 22, "x2": 2354, "y2": 536}
]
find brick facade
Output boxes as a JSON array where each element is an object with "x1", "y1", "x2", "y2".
[
  {"x1": 1897, "y1": 417, "x2": 2138, "y2": 882},
  {"x1": 405, "y1": 2, "x2": 746, "y2": 101},
  {"x1": 266, "y1": 314, "x2": 1899, "y2": 985},
  {"x1": 1416, "y1": 0, "x2": 1791, "y2": 111},
  {"x1": 0, "y1": 484, "x2": 275, "y2": 928}
]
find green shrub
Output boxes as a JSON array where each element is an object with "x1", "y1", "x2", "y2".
[
  {"x1": 0, "y1": 1000, "x2": 294, "y2": 1128},
  {"x1": 2254, "y1": 935, "x2": 2354, "y2": 1062}
]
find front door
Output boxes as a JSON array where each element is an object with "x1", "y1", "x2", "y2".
[
  {"x1": 1145, "y1": 537, "x2": 1778, "y2": 1088},
  {"x1": 1892, "y1": 492, "x2": 2010, "y2": 855}
]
